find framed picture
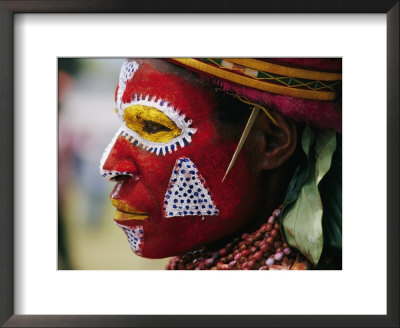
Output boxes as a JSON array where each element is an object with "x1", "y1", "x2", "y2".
[
  {"x1": 57, "y1": 56, "x2": 343, "y2": 272},
  {"x1": 0, "y1": 1, "x2": 398, "y2": 327}
]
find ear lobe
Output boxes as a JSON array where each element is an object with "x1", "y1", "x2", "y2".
[{"x1": 258, "y1": 111, "x2": 297, "y2": 170}]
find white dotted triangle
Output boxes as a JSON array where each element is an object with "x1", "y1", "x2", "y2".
[{"x1": 163, "y1": 157, "x2": 219, "y2": 218}]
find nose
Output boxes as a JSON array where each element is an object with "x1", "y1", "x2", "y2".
[{"x1": 99, "y1": 131, "x2": 139, "y2": 181}]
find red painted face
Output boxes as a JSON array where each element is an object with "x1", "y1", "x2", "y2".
[{"x1": 100, "y1": 60, "x2": 260, "y2": 258}]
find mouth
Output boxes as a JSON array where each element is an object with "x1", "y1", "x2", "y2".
[{"x1": 111, "y1": 199, "x2": 149, "y2": 222}]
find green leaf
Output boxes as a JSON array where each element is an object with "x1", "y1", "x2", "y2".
[
  {"x1": 281, "y1": 127, "x2": 337, "y2": 266},
  {"x1": 281, "y1": 127, "x2": 315, "y2": 209},
  {"x1": 320, "y1": 134, "x2": 342, "y2": 249},
  {"x1": 315, "y1": 130, "x2": 337, "y2": 185}
]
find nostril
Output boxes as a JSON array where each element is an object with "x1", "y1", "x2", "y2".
[
  {"x1": 101, "y1": 156, "x2": 139, "y2": 181},
  {"x1": 100, "y1": 130, "x2": 140, "y2": 181},
  {"x1": 102, "y1": 170, "x2": 139, "y2": 181},
  {"x1": 110, "y1": 173, "x2": 139, "y2": 182},
  {"x1": 100, "y1": 159, "x2": 139, "y2": 181},
  {"x1": 113, "y1": 160, "x2": 138, "y2": 176}
]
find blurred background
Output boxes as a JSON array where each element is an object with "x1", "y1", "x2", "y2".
[{"x1": 58, "y1": 58, "x2": 170, "y2": 269}]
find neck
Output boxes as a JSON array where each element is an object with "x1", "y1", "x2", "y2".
[{"x1": 166, "y1": 205, "x2": 310, "y2": 270}]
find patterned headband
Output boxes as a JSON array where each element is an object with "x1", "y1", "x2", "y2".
[{"x1": 168, "y1": 58, "x2": 342, "y2": 101}]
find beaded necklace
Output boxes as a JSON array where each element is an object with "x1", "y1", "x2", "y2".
[{"x1": 166, "y1": 206, "x2": 310, "y2": 270}]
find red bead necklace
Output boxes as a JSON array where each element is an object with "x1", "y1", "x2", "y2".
[{"x1": 166, "y1": 206, "x2": 310, "y2": 270}]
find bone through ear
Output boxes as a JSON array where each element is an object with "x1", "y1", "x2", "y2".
[
  {"x1": 220, "y1": 95, "x2": 279, "y2": 182},
  {"x1": 222, "y1": 106, "x2": 260, "y2": 182}
]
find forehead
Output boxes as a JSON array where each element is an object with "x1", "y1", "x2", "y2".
[
  {"x1": 121, "y1": 59, "x2": 215, "y2": 116},
  {"x1": 139, "y1": 59, "x2": 202, "y2": 82},
  {"x1": 118, "y1": 59, "x2": 247, "y2": 142}
]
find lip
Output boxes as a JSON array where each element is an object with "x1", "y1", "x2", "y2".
[{"x1": 111, "y1": 199, "x2": 148, "y2": 221}]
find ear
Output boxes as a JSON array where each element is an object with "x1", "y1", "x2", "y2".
[{"x1": 254, "y1": 110, "x2": 298, "y2": 171}]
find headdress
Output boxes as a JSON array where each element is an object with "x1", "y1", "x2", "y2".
[
  {"x1": 167, "y1": 58, "x2": 342, "y2": 267},
  {"x1": 167, "y1": 58, "x2": 342, "y2": 131}
]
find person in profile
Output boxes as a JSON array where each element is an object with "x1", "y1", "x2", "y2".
[{"x1": 99, "y1": 58, "x2": 342, "y2": 270}]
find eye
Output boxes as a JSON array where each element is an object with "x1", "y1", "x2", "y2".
[
  {"x1": 119, "y1": 95, "x2": 197, "y2": 156},
  {"x1": 123, "y1": 104, "x2": 181, "y2": 143},
  {"x1": 142, "y1": 120, "x2": 172, "y2": 134}
]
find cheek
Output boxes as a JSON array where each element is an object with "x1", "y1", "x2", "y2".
[
  {"x1": 187, "y1": 141, "x2": 253, "y2": 220},
  {"x1": 177, "y1": 121, "x2": 253, "y2": 220},
  {"x1": 136, "y1": 151, "x2": 177, "y2": 200},
  {"x1": 119, "y1": 119, "x2": 251, "y2": 219},
  {"x1": 140, "y1": 121, "x2": 221, "y2": 204}
]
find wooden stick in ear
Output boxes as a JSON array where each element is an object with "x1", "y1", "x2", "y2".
[{"x1": 222, "y1": 106, "x2": 260, "y2": 183}]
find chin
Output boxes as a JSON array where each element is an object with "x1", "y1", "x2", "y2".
[
  {"x1": 128, "y1": 236, "x2": 208, "y2": 259},
  {"x1": 135, "y1": 242, "x2": 198, "y2": 259},
  {"x1": 116, "y1": 210, "x2": 250, "y2": 259},
  {"x1": 132, "y1": 247, "x2": 179, "y2": 259},
  {"x1": 117, "y1": 226, "x2": 188, "y2": 259}
]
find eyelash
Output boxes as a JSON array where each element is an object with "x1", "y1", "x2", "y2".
[
  {"x1": 142, "y1": 120, "x2": 172, "y2": 134},
  {"x1": 119, "y1": 94, "x2": 197, "y2": 156}
]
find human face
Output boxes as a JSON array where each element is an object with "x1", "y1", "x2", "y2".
[{"x1": 100, "y1": 59, "x2": 261, "y2": 258}]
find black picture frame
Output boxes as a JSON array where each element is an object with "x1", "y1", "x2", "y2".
[{"x1": 0, "y1": 1, "x2": 398, "y2": 327}]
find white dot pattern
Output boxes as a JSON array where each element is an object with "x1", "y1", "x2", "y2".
[
  {"x1": 116, "y1": 60, "x2": 139, "y2": 119},
  {"x1": 163, "y1": 157, "x2": 219, "y2": 218},
  {"x1": 117, "y1": 224, "x2": 144, "y2": 255}
]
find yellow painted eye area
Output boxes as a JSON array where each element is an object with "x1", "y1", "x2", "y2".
[{"x1": 123, "y1": 105, "x2": 182, "y2": 143}]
